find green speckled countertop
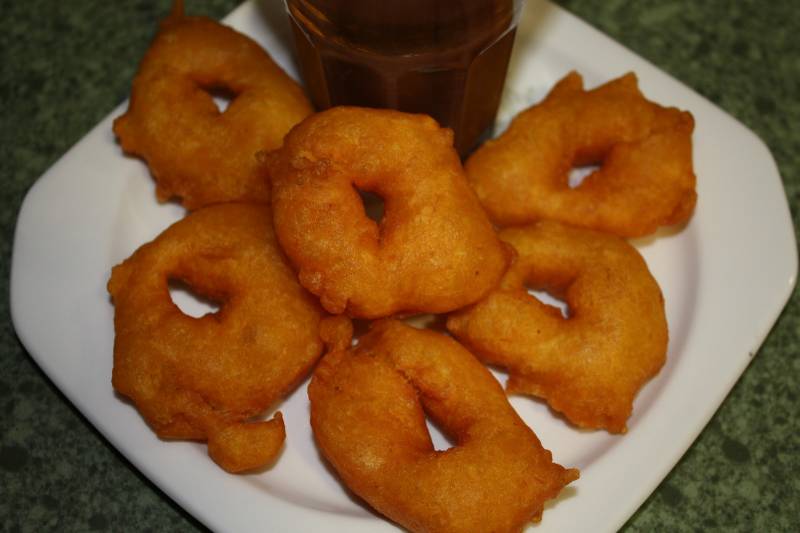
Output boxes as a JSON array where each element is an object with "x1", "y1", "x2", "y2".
[{"x1": 2, "y1": 0, "x2": 798, "y2": 531}]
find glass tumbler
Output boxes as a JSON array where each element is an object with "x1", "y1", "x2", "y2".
[{"x1": 285, "y1": 0, "x2": 525, "y2": 155}]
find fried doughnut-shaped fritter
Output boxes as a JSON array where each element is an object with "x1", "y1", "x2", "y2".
[
  {"x1": 108, "y1": 203, "x2": 325, "y2": 472},
  {"x1": 448, "y1": 221, "x2": 668, "y2": 432},
  {"x1": 309, "y1": 320, "x2": 578, "y2": 533},
  {"x1": 113, "y1": 1, "x2": 312, "y2": 209},
  {"x1": 268, "y1": 107, "x2": 510, "y2": 318},
  {"x1": 466, "y1": 71, "x2": 696, "y2": 237}
]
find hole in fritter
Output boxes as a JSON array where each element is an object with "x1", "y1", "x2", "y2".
[
  {"x1": 568, "y1": 164, "x2": 600, "y2": 189},
  {"x1": 426, "y1": 413, "x2": 456, "y2": 452},
  {"x1": 527, "y1": 287, "x2": 570, "y2": 319},
  {"x1": 202, "y1": 85, "x2": 237, "y2": 113},
  {"x1": 169, "y1": 278, "x2": 221, "y2": 318},
  {"x1": 358, "y1": 189, "x2": 385, "y2": 224}
]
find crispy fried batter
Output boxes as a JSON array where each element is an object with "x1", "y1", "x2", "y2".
[
  {"x1": 309, "y1": 320, "x2": 578, "y2": 533},
  {"x1": 268, "y1": 107, "x2": 510, "y2": 318},
  {"x1": 113, "y1": 3, "x2": 312, "y2": 209},
  {"x1": 447, "y1": 221, "x2": 668, "y2": 432},
  {"x1": 108, "y1": 203, "x2": 325, "y2": 472},
  {"x1": 466, "y1": 72, "x2": 696, "y2": 237}
]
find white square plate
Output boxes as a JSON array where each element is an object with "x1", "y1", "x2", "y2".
[{"x1": 10, "y1": 1, "x2": 797, "y2": 531}]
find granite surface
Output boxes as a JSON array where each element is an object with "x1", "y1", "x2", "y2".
[{"x1": 1, "y1": 0, "x2": 798, "y2": 532}]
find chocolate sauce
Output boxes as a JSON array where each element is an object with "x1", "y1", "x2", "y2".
[{"x1": 286, "y1": 0, "x2": 520, "y2": 155}]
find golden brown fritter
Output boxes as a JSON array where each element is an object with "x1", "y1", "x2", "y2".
[
  {"x1": 448, "y1": 221, "x2": 668, "y2": 433},
  {"x1": 108, "y1": 203, "x2": 325, "y2": 472},
  {"x1": 113, "y1": 3, "x2": 312, "y2": 209},
  {"x1": 309, "y1": 320, "x2": 578, "y2": 533},
  {"x1": 268, "y1": 106, "x2": 510, "y2": 318},
  {"x1": 466, "y1": 71, "x2": 696, "y2": 237}
]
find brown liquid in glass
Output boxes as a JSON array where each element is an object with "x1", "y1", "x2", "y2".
[{"x1": 286, "y1": 0, "x2": 517, "y2": 155}]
